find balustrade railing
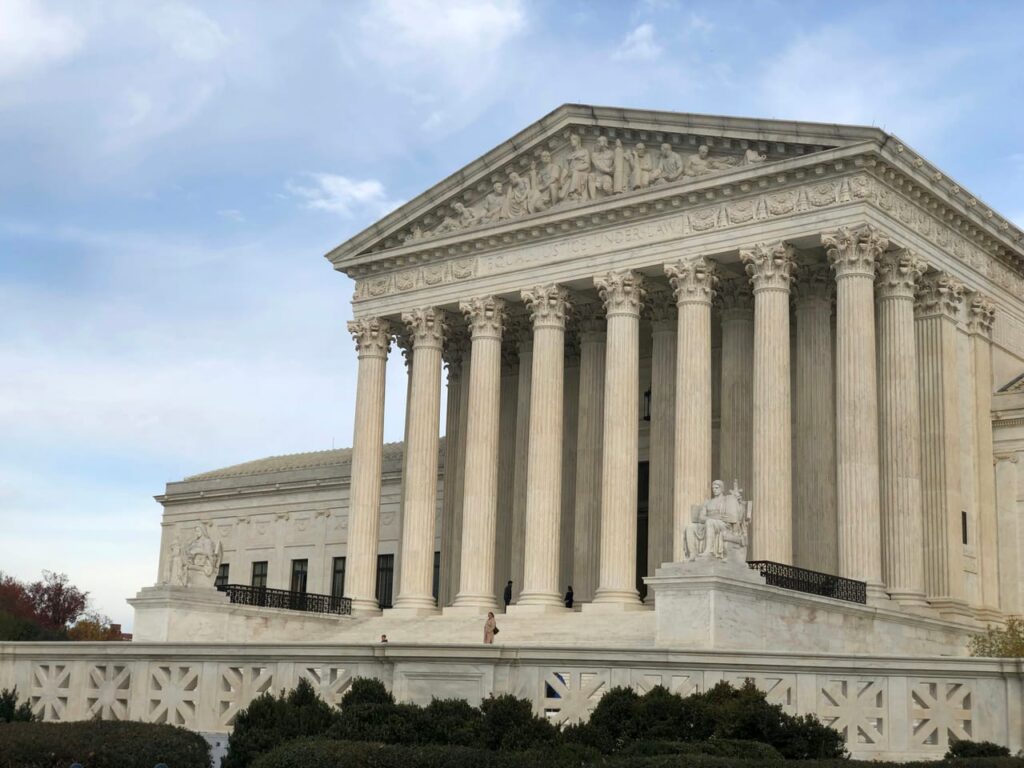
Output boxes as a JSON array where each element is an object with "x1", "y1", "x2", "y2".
[
  {"x1": 216, "y1": 584, "x2": 352, "y2": 615},
  {"x1": 746, "y1": 561, "x2": 867, "y2": 604}
]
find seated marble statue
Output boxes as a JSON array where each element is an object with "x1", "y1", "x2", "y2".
[
  {"x1": 164, "y1": 524, "x2": 223, "y2": 588},
  {"x1": 682, "y1": 479, "x2": 751, "y2": 563}
]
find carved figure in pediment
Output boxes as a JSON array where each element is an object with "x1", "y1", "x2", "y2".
[
  {"x1": 684, "y1": 144, "x2": 737, "y2": 177},
  {"x1": 506, "y1": 171, "x2": 546, "y2": 218},
  {"x1": 743, "y1": 148, "x2": 767, "y2": 165},
  {"x1": 560, "y1": 133, "x2": 592, "y2": 202},
  {"x1": 589, "y1": 136, "x2": 616, "y2": 198},
  {"x1": 627, "y1": 142, "x2": 656, "y2": 189},
  {"x1": 480, "y1": 181, "x2": 509, "y2": 223},
  {"x1": 653, "y1": 142, "x2": 684, "y2": 184},
  {"x1": 531, "y1": 151, "x2": 564, "y2": 210}
]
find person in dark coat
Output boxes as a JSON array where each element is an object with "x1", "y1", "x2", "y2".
[
  {"x1": 564, "y1": 586, "x2": 574, "y2": 609},
  {"x1": 503, "y1": 580, "x2": 513, "y2": 610}
]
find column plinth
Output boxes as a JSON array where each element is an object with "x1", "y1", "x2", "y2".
[
  {"x1": 344, "y1": 318, "x2": 391, "y2": 614},
  {"x1": 741, "y1": 241, "x2": 795, "y2": 564},
  {"x1": 511, "y1": 285, "x2": 571, "y2": 612},
  {"x1": 824, "y1": 225, "x2": 886, "y2": 597},
  {"x1": 391, "y1": 307, "x2": 446, "y2": 615},
  {"x1": 876, "y1": 250, "x2": 928, "y2": 606},
  {"x1": 449, "y1": 297, "x2": 506, "y2": 613},
  {"x1": 588, "y1": 270, "x2": 645, "y2": 611}
]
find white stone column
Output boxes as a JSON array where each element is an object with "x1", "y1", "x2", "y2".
[
  {"x1": 792, "y1": 262, "x2": 838, "y2": 574},
  {"x1": 591, "y1": 270, "x2": 645, "y2": 609},
  {"x1": 994, "y1": 453, "x2": 1021, "y2": 615},
  {"x1": 740, "y1": 242, "x2": 795, "y2": 564},
  {"x1": 451, "y1": 297, "x2": 506, "y2": 611},
  {"x1": 392, "y1": 331, "x2": 414, "y2": 591},
  {"x1": 392, "y1": 307, "x2": 446, "y2": 614},
  {"x1": 510, "y1": 318, "x2": 532, "y2": 602},
  {"x1": 343, "y1": 317, "x2": 391, "y2": 613},
  {"x1": 560, "y1": 342, "x2": 580, "y2": 594},
  {"x1": 968, "y1": 293, "x2": 1000, "y2": 617},
  {"x1": 513, "y1": 285, "x2": 571, "y2": 610},
  {"x1": 914, "y1": 271, "x2": 969, "y2": 615},
  {"x1": 664, "y1": 257, "x2": 717, "y2": 561},
  {"x1": 824, "y1": 225, "x2": 885, "y2": 593},
  {"x1": 876, "y1": 250, "x2": 928, "y2": 605},
  {"x1": 448, "y1": 346, "x2": 472, "y2": 602},
  {"x1": 718, "y1": 278, "x2": 754, "y2": 499},
  {"x1": 493, "y1": 345, "x2": 518, "y2": 603},
  {"x1": 439, "y1": 329, "x2": 467, "y2": 607},
  {"x1": 572, "y1": 304, "x2": 605, "y2": 603},
  {"x1": 647, "y1": 289, "x2": 676, "y2": 575}
]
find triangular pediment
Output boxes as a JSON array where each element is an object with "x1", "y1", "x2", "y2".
[{"x1": 326, "y1": 104, "x2": 891, "y2": 270}]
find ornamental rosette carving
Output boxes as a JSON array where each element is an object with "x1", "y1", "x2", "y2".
[
  {"x1": 460, "y1": 296, "x2": 506, "y2": 340},
  {"x1": 575, "y1": 302, "x2": 607, "y2": 341},
  {"x1": 347, "y1": 317, "x2": 392, "y2": 358},
  {"x1": 822, "y1": 224, "x2": 889, "y2": 278},
  {"x1": 521, "y1": 284, "x2": 571, "y2": 328},
  {"x1": 401, "y1": 306, "x2": 447, "y2": 349},
  {"x1": 876, "y1": 249, "x2": 928, "y2": 301},
  {"x1": 967, "y1": 292, "x2": 996, "y2": 337},
  {"x1": 645, "y1": 286, "x2": 678, "y2": 329},
  {"x1": 791, "y1": 261, "x2": 834, "y2": 305},
  {"x1": 664, "y1": 256, "x2": 718, "y2": 305},
  {"x1": 595, "y1": 269, "x2": 646, "y2": 316},
  {"x1": 715, "y1": 277, "x2": 754, "y2": 315},
  {"x1": 914, "y1": 272, "x2": 965, "y2": 320},
  {"x1": 739, "y1": 241, "x2": 796, "y2": 292}
]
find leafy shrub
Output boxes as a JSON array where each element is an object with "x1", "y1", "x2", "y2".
[
  {"x1": 946, "y1": 738, "x2": 1013, "y2": 758},
  {"x1": 222, "y1": 678, "x2": 338, "y2": 768},
  {"x1": 0, "y1": 720, "x2": 210, "y2": 768},
  {"x1": 418, "y1": 698, "x2": 483, "y2": 746},
  {"x1": 478, "y1": 693, "x2": 558, "y2": 751},
  {"x1": 616, "y1": 738, "x2": 783, "y2": 760},
  {"x1": 0, "y1": 687, "x2": 35, "y2": 723},
  {"x1": 341, "y1": 676, "x2": 394, "y2": 706},
  {"x1": 329, "y1": 701, "x2": 425, "y2": 744},
  {"x1": 970, "y1": 617, "x2": 1024, "y2": 658}
]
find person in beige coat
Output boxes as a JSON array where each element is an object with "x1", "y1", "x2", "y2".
[{"x1": 483, "y1": 611, "x2": 498, "y2": 644}]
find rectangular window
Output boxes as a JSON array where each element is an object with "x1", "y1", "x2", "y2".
[
  {"x1": 214, "y1": 563, "x2": 229, "y2": 589},
  {"x1": 376, "y1": 554, "x2": 394, "y2": 609},
  {"x1": 331, "y1": 556, "x2": 346, "y2": 599},
  {"x1": 251, "y1": 561, "x2": 268, "y2": 588},
  {"x1": 291, "y1": 559, "x2": 309, "y2": 594},
  {"x1": 961, "y1": 511, "x2": 969, "y2": 545},
  {"x1": 432, "y1": 550, "x2": 441, "y2": 604}
]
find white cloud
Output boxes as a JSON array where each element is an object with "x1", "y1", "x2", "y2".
[
  {"x1": 0, "y1": 0, "x2": 84, "y2": 79},
  {"x1": 218, "y1": 208, "x2": 245, "y2": 222},
  {"x1": 152, "y1": 3, "x2": 228, "y2": 62},
  {"x1": 285, "y1": 173, "x2": 402, "y2": 218},
  {"x1": 613, "y1": 23, "x2": 662, "y2": 61}
]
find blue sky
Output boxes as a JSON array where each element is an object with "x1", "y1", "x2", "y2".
[{"x1": 1, "y1": 0, "x2": 1022, "y2": 628}]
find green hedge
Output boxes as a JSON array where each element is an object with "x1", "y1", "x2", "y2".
[
  {"x1": 250, "y1": 739, "x2": 1024, "y2": 768},
  {"x1": 0, "y1": 720, "x2": 211, "y2": 768}
]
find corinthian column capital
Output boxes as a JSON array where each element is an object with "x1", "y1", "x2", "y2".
[
  {"x1": 792, "y1": 262, "x2": 834, "y2": 305},
  {"x1": 914, "y1": 272, "x2": 965, "y2": 320},
  {"x1": 645, "y1": 286, "x2": 677, "y2": 330},
  {"x1": 740, "y1": 241, "x2": 796, "y2": 293},
  {"x1": 402, "y1": 306, "x2": 447, "y2": 349},
  {"x1": 347, "y1": 317, "x2": 392, "y2": 359},
  {"x1": 876, "y1": 249, "x2": 928, "y2": 301},
  {"x1": 716, "y1": 277, "x2": 754, "y2": 318},
  {"x1": 595, "y1": 269, "x2": 646, "y2": 317},
  {"x1": 967, "y1": 293, "x2": 996, "y2": 338},
  {"x1": 460, "y1": 296, "x2": 506, "y2": 340},
  {"x1": 575, "y1": 302, "x2": 607, "y2": 340},
  {"x1": 394, "y1": 330, "x2": 414, "y2": 368},
  {"x1": 823, "y1": 224, "x2": 889, "y2": 278},
  {"x1": 442, "y1": 325, "x2": 470, "y2": 377},
  {"x1": 665, "y1": 256, "x2": 717, "y2": 305},
  {"x1": 522, "y1": 284, "x2": 571, "y2": 328}
]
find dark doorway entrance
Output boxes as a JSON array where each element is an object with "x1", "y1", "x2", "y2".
[{"x1": 637, "y1": 461, "x2": 649, "y2": 600}]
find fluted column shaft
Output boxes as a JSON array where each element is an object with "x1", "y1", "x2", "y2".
[
  {"x1": 793, "y1": 264, "x2": 838, "y2": 574},
  {"x1": 876, "y1": 250, "x2": 928, "y2": 603},
  {"x1": 560, "y1": 352, "x2": 580, "y2": 593},
  {"x1": 439, "y1": 332, "x2": 466, "y2": 607},
  {"x1": 741, "y1": 242, "x2": 795, "y2": 563},
  {"x1": 516, "y1": 285, "x2": 570, "y2": 608},
  {"x1": 969, "y1": 294, "x2": 999, "y2": 613},
  {"x1": 994, "y1": 454, "x2": 1021, "y2": 614},
  {"x1": 592, "y1": 270, "x2": 644, "y2": 607},
  {"x1": 344, "y1": 318, "x2": 391, "y2": 612},
  {"x1": 915, "y1": 272, "x2": 967, "y2": 611},
  {"x1": 447, "y1": 349, "x2": 471, "y2": 600},
  {"x1": 718, "y1": 280, "x2": 754, "y2": 497},
  {"x1": 647, "y1": 291, "x2": 676, "y2": 575},
  {"x1": 493, "y1": 350, "x2": 518, "y2": 602},
  {"x1": 510, "y1": 331, "x2": 532, "y2": 602},
  {"x1": 824, "y1": 225, "x2": 885, "y2": 589},
  {"x1": 572, "y1": 307, "x2": 605, "y2": 603},
  {"x1": 452, "y1": 297, "x2": 506, "y2": 610},
  {"x1": 394, "y1": 308, "x2": 446, "y2": 612},
  {"x1": 665, "y1": 258, "x2": 717, "y2": 560}
]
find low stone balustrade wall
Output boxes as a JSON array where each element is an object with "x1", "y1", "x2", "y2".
[{"x1": 1, "y1": 641, "x2": 1020, "y2": 761}]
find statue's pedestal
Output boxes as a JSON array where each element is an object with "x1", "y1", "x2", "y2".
[
  {"x1": 645, "y1": 560, "x2": 978, "y2": 656},
  {"x1": 128, "y1": 585, "x2": 231, "y2": 642}
]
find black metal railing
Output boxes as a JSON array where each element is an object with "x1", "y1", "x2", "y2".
[
  {"x1": 746, "y1": 561, "x2": 867, "y2": 604},
  {"x1": 217, "y1": 584, "x2": 352, "y2": 615}
]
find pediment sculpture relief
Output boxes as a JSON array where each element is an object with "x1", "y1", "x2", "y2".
[
  {"x1": 682, "y1": 479, "x2": 751, "y2": 565},
  {"x1": 404, "y1": 133, "x2": 769, "y2": 245}
]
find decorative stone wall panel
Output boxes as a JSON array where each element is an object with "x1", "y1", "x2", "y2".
[
  {"x1": 86, "y1": 663, "x2": 131, "y2": 721},
  {"x1": 541, "y1": 668, "x2": 610, "y2": 725},
  {"x1": 299, "y1": 664, "x2": 352, "y2": 706},
  {"x1": 909, "y1": 679, "x2": 973, "y2": 749},
  {"x1": 217, "y1": 664, "x2": 274, "y2": 727},
  {"x1": 148, "y1": 664, "x2": 200, "y2": 727},
  {"x1": 818, "y1": 677, "x2": 888, "y2": 749},
  {"x1": 30, "y1": 662, "x2": 71, "y2": 721}
]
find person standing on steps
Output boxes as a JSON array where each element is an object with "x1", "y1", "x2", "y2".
[
  {"x1": 484, "y1": 611, "x2": 498, "y2": 644},
  {"x1": 564, "y1": 586, "x2": 574, "y2": 609},
  {"x1": 503, "y1": 580, "x2": 513, "y2": 611}
]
